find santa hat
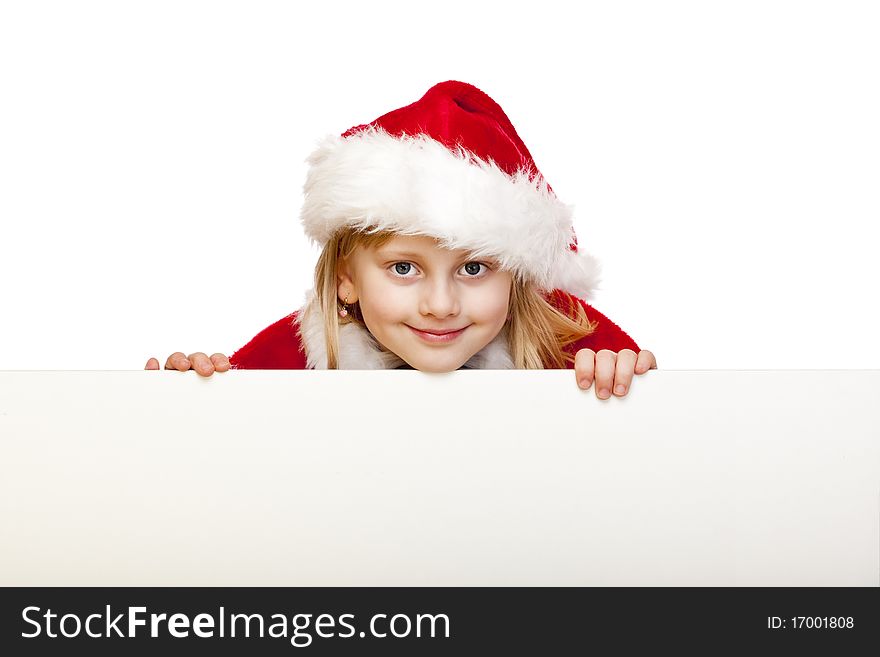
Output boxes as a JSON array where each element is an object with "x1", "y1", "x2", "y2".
[{"x1": 300, "y1": 80, "x2": 601, "y2": 300}]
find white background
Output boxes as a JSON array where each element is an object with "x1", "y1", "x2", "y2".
[{"x1": 1, "y1": 0, "x2": 878, "y2": 369}]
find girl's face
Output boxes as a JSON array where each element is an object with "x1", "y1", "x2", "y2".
[{"x1": 337, "y1": 234, "x2": 513, "y2": 372}]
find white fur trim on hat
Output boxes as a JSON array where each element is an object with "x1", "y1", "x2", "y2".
[
  {"x1": 300, "y1": 127, "x2": 600, "y2": 300},
  {"x1": 297, "y1": 292, "x2": 513, "y2": 370}
]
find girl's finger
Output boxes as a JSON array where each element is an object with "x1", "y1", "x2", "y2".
[
  {"x1": 613, "y1": 349, "x2": 638, "y2": 396},
  {"x1": 165, "y1": 352, "x2": 191, "y2": 371},
  {"x1": 145, "y1": 357, "x2": 159, "y2": 370},
  {"x1": 574, "y1": 349, "x2": 596, "y2": 389},
  {"x1": 187, "y1": 352, "x2": 215, "y2": 377},
  {"x1": 594, "y1": 350, "x2": 617, "y2": 400},
  {"x1": 211, "y1": 353, "x2": 231, "y2": 372},
  {"x1": 635, "y1": 350, "x2": 658, "y2": 374}
]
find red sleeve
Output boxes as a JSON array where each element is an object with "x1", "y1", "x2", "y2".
[
  {"x1": 546, "y1": 291, "x2": 640, "y2": 369},
  {"x1": 229, "y1": 312, "x2": 309, "y2": 370}
]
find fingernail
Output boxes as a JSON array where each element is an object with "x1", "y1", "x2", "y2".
[
  {"x1": 599, "y1": 388, "x2": 610, "y2": 399},
  {"x1": 579, "y1": 379, "x2": 591, "y2": 389},
  {"x1": 615, "y1": 384, "x2": 626, "y2": 395}
]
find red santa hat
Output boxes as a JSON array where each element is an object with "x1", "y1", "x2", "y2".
[{"x1": 300, "y1": 80, "x2": 601, "y2": 300}]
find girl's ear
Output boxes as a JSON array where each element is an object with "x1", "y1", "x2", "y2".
[{"x1": 335, "y1": 257, "x2": 359, "y2": 304}]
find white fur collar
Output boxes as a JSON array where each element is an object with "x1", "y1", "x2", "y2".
[{"x1": 298, "y1": 292, "x2": 514, "y2": 370}]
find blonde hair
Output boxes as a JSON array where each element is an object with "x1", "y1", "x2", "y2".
[{"x1": 313, "y1": 228, "x2": 597, "y2": 369}]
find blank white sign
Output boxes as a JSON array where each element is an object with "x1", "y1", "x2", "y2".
[{"x1": 0, "y1": 370, "x2": 877, "y2": 586}]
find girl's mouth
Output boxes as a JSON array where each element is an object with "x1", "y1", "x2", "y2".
[{"x1": 406, "y1": 324, "x2": 470, "y2": 343}]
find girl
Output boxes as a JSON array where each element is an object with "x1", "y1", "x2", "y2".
[{"x1": 146, "y1": 81, "x2": 656, "y2": 399}]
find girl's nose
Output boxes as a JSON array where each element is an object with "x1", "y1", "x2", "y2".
[{"x1": 419, "y1": 279, "x2": 460, "y2": 318}]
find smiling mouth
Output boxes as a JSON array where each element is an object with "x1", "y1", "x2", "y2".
[{"x1": 406, "y1": 325, "x2": 470, "y2": 343}]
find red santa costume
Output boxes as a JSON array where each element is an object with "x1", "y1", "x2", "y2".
[{"x1": 230, "y1": 81, "x2": 640, "y2": 370}]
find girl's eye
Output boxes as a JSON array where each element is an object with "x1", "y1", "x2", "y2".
[
  {"x1": 391, "y1": 262, "x2": 417, "y2": 277},
  {"x1": 460, "y1": 262, "x2": 488, "y2": 277}
]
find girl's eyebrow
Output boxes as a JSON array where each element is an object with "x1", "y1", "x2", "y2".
[
  {"x1": 375, "y1": 247, "x2": 496, "y2": 266},
  {"x1": 375, "y1": 249, "x2": 428, "y2": 260}
]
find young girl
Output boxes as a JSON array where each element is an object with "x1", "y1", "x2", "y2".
[{"x1": 146, "y1": 80, "x2": 656, "y2": 399}]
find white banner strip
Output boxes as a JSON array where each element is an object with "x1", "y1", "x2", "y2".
[{"x1": 1, "y1": 370, "x2": 878, "y2": 586}]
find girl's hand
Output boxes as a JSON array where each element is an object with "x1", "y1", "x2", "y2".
[
  {"x1": 574, "y1": 349, "x2": 657, "y2": 399},
  {"x1": 144, "y1": 352, "x2": 231, "y2": 377}
]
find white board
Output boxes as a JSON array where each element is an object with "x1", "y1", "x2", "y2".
[{"x1": 0, "y1": 370, "x2": 877, "y2": 585}]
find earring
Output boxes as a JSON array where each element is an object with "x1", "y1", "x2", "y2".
[{"x1": 338, "y1": 294, "x2": 350, "y2": 318}]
